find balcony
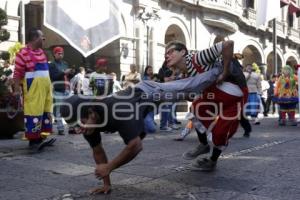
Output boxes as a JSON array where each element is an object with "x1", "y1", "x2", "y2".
[
  {"x1": 268, "y1": 20, "x2": 285, "y2": 36},
  {"x1": 287, "y1": 27, "x2": 300, "y2": 39},
  {"x1": 198, "y1": 0, "x2": 244, "y2": 17}
]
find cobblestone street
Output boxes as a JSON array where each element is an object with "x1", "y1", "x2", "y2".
[{"x1": 0, "y1": 117, "x2": 299, "y2": 200}]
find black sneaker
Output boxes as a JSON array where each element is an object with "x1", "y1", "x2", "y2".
[
  {"x1": 29, "y1": 138, "x2": 56, "y2": 151},
  {"x1": 191, "y1": 157, "x2": 217, "y2": 172},
  {"x1": 29, "y1": 139, "x2": 43, "y2": 149},
  {"x1": 37, "y1": 138, "x2": 56, "y2": 151},
  {"x1": 243, "y1": 131, "x2": 250, "y2": 138},
  {"x1": 182, "y1": 144, "x2": 210, "y2": 160}
]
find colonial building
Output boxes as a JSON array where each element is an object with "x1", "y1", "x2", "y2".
[{"x1": 1, "y1": 0, "x2": 300, "y2": 79}]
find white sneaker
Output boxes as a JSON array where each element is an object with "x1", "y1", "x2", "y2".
[
  {"x1": 170, "y1": 124, "x2": 181, "y2": 130},
  {"x1": 254, "y1": 118, "x2": 260, "y2": 125},
  {"x1": 160, "y1": 127, "x2": 172, "y2": 132},
  {"x1": 185, "y1": 112, "x2": 195, "y2": 120}
]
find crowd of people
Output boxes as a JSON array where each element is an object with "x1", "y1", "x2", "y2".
[{"x1": 1, "y1": 27, "x2": 298, "y2": 195}]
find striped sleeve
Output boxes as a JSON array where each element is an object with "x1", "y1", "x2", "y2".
[
  {"x1": 185, "y1": 53, "x2": 198, "y2": 77},
  {"x1": 194, "y1": 42, "x2": 223, "y2": 67},
  {"x1": 13, "y1": 52, "x2": 26, "y2": 79}
]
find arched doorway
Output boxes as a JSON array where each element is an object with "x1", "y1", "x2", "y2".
[
  {"x1": 266, "y1": 53, "x2": 282, "y2": 77},
  {"x1": 286, "y1": 56, "x2": 297, "y2": 69},
  {"x1": 164, "y1": 24, "x2": 186, "y2": 44},
  {"x1": 242, "y1": 45, "x2": 262, "y2": 69}
]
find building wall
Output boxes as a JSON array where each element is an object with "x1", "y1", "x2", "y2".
[{"x1": 1, "y1": 0, "x2": 300, "y2": 79}]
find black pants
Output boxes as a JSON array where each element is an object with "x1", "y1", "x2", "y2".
[
  {"x1": 265, "y1": 96, "x2": 275, "y2": 114},
  {"x1": 240, "y1": 114, "x2": 251, "y2": 133},
  {"x1": 261, "y1": 97, "x2": 267, "y2": 115}
]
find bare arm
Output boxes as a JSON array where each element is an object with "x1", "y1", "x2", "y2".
[
  {"x1": 193, "y1": 40, "x2": 233, "y2": 83},
  {"x1": 84, "y1": 110, "x2": 143, "y2": 183},
  {"x1": 218, "y1": 40, "x2": 234, "y2": 83},
  {"x1": 90, "y1": 145, "x2": 111, "y2": 194},
  {"x1": 95, "y1": 136, "x2": 142, "y2": 178},
  {"x1": 82, "y1": 111, "x2": 112, "y2": 194}
]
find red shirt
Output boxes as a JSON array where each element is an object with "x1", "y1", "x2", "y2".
[{"x1": 13, "y1": 46, "x2": 48, "y2": 79}]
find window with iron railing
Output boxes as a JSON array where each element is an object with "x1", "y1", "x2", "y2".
[{"x1": 246, "y1": 0, "x2": 255, "y2": 9}]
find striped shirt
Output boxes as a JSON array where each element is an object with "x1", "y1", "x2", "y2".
[
  {"x1": 185, "y1": 42, "x2": 223, "y2": 77},
  {"x1": 13, "y1": 46, "x2": 48, "y2": 79}
]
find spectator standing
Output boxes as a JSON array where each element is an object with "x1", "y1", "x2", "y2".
[
  {"x1": 244, "y1": 63, "x2": 262, "y2": 125},
  {"x1": 70, "y1": 66, "x2": 85, "y2": 95},
  {"x1": 81, "y1": 68, "x2": 93, "y2": 96},
  {"x1": 89, "y1": 58, "x2": 113, "y2": 97},
  {"x1": 122, "y1": 64, "x2": 141, "y2": 89},
  {"x1": 158, "y1": 61, "x2": 180, "y2": 131},
  {"x1": 142, "y1": 65, "x2": 157, "y2": 133},
  {"x1": 110, "y1": 72, "x2": 122, "y2": 93},
  {"x1": 143, "y1": 65, "x2": 154, "y2": 80},
  {"x1": 49, "y1": 46, "x2": 73, "y2": 135},
  {"x1": 261, "y1": 75, "x2": 270, "y2": 116},
  {"x1": 265, "y1": 74, "x2": 277, "y2": 115}
]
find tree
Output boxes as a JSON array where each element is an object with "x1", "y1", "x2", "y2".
[
  {"x1": 0, "y1": 8, "x2": 22, "y2": 139},
  {"x1": 0, "y1": 7, "x2": 11, "y2": 97},
  {"x1": 0, "y1": 8, "x2": 10, "y2": 43}
]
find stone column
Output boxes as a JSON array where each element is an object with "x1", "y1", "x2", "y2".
[
  {"x1": 282, "y1": 5, "x2": 288, "y2": 35},
  {"x1": 136, "y1": 24, "x2": 145, "y2": 73}
]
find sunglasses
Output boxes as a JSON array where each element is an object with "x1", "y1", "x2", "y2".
[{"x1": 165, "y1": 47, "x2": 180, "y2": 56}]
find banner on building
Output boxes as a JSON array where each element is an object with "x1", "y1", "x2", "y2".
[
  {"x1": 256, "y1": 0, "x2": 281, "y2": 27},
  {"x1": 44, "y1": 0, "x2": 121, "y2": 57}
]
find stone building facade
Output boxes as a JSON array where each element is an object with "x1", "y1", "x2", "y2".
[{"x1": 1, "y1": 0, "x2": 300, "y2": 79}]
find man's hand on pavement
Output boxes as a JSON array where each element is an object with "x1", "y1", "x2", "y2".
[{"x1": 89, "y1": 185, "x2": 111, "y2": 195}]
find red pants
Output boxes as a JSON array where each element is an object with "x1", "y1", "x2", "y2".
[{"x1": 192, "y1": 85, "x2": 243, "y2": 146}]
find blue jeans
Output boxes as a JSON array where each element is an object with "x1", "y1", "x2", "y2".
[
  {"x1": 160, "y1": 104, "x2": 175, "y2": 128},
  {"x1": 144, "y1": 111, "x2": 156, "y2": 133}
]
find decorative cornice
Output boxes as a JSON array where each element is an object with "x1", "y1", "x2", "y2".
[
  {"x1": 202, "y1": 17, "x2": 238, "y2": 32},
  {"x1": 7, "y1": 15, "x2": 21, "y2": 21}
]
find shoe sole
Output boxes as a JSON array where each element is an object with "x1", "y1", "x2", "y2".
[
  {"x1": 182, "y1": 153, "x2": 197, "y2": 160},
  {"x1": 160, "y1": 129, "x2": 172, "y2": 132},
  {"x1": 190, "y1": 164, "x2": 216, "y2": 172},
  {"x1": 182, "y1": 148, "x2": 210, "y2": 160},
  {"x1": 47, "y1": 138, "x2": 57, "y2": 146},
  {"x1": 38, "y1": 138, "x2": 56, "y2": 151},
  {"x1": 174, "y1": 138, "x2": 184, "y2": 141}
]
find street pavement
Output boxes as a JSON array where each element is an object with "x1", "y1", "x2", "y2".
[{"x1": 0, "y1": 116, "x2": 299, "y2": 200}]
